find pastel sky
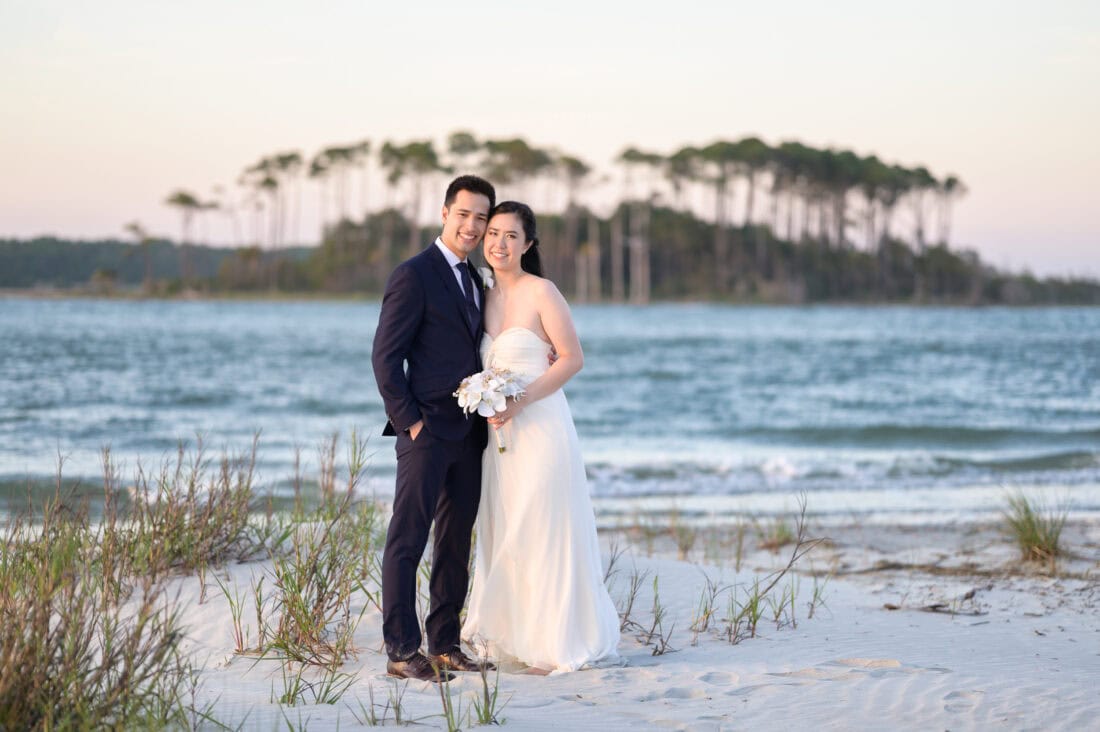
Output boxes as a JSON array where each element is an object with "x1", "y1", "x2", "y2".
[{"x1": 2, "y1": 0, "x2": 1098, "y2": 276}]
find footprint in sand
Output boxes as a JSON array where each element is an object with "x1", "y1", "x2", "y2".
[
  {"x1": 698, "y1": 671, "x2": 738, "y2": 686},
  {"x1": 830, "y1": 658, "x2": 952, "y2": 676},
  {"x1": 605, "y1": 667, "x2": 661, "y2": 686},
  {"x1": 635, "y1": 687, "x2": 709, "y2": 702},
  {"x1": 768, "y1": 658, "x2": 950, "y2": 683},
  {"x1": 944, "y1": 690, "x2": 984, "y2": 713},
  {"x1": 768, "y1": 667, "x2": 845, "y2": 681},
  {"x1": 833, "y1": 658, "x2": 903, "y2": 669},
  {"x1": 508, "y1": 698, "x2": 556, "y2": 709},
  {"x1": 724, "y1": 684, "x2": 771, "y2": 697}
]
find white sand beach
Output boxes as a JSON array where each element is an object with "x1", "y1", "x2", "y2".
[{"x1": 172, "y1": 518, "x2": 1100, "y2": 731}]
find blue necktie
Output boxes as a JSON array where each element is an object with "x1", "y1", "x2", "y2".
[{"x1": 458, "y1": 262, "x2": 480, "y2": 335}]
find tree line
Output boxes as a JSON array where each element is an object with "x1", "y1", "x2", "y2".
[
  {"x1": 3, "y1": 226, "x2": 1098, "y2": 305},
  {"x1": 5, "y1": 132, "x2": 1098, "y2": 304}
]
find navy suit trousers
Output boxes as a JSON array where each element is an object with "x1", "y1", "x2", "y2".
[{"x1": 381, "y1": 424, "x2": 483, "y2": 660}]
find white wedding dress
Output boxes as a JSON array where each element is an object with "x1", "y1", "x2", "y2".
[{"x1": 461, "y1": 327, "x2": 620, "y2": 673}]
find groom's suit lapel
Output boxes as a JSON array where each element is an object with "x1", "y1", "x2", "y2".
[{"x1": 425, "y1": 244, "x2": 478, "y2": 346}]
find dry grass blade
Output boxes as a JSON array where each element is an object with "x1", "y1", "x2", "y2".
[{"x1": 755, "y1": 494, "x2": 824, "y2": 600}]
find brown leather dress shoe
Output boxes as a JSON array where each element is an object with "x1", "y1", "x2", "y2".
[
  {"x1": 427, "y1": 647, "x2": 496, "y2": 672},
  {"x1": 386, "y1": 652, "x2": 455, "y2": 682}
]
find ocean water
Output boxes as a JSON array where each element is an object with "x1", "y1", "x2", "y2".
[{"x1": 2, "y1": 298, "x2": 1098, "y2": 525}]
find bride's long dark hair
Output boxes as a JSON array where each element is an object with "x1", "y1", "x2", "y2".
[{"x1": 489, "y1": 201, "x2": 544, "y2": 278}]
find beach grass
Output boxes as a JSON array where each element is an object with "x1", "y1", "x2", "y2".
[
  {"x1": 0, "y1": 437, "x2": 273, "y2": 729},
  {"x1": 757, "y1": 515, "x2": 796, "y2": 552},
  {"x1": 221, "y1": 431, "x2": 386, "y2": 678},
  {"x1": 0, "y1": 432, "x2": 392, "y2": 728},
  {"x1": 611, "y1": 494, "x2": 825, "y2": 650},
  {"x1": 471, "y1": 656, "x2": 511, "y2": 725},
  {"x1": 0, "y1": 492, "x2": 191, "y2": 730},
  {"x1": 347, "y1": 679, "x2": 426, "y2": 727},
  {"x1": 1002, "y1": 490, "x2": 1067, "y2": 568},
  {"x1": 261, "y1": 495, "x2": 376, "y2": 669},
  {"x1": 114, "y1": 438, "x2": 268, "y2": 580}
]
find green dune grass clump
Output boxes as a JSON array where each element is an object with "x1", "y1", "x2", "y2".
[
  {"x1": 0, "y1": 430, "x2": 414, "y2": 728},
  {"x1": 0, "y1": 495, "x2": 191, "y2": 730},
  {"x1": 0, "y1": 440, "x2": 270, "y2": 729},
  {"x1": 1002, "y1": 491, "x2": 1067, "y2": 568}
]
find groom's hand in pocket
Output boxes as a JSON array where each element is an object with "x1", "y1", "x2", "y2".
[{"x1": 408, "y1": 420, "x2": 424, "y2": 441}]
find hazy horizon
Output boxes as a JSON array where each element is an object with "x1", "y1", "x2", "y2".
[{"x1": 2, "y1": 1, "x2": 1098, "y2": 277}]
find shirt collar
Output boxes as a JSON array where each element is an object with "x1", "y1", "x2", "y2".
[{"x1": 434, "y1": 237, "x2": 467, "y2": 269}]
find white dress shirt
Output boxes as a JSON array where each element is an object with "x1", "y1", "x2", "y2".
[{"x1": 434, "y1": 237, "x2": 480, "y2": 309}]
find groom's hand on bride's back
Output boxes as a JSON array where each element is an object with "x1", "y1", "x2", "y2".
[{"x1": 548, "y1": 348, "x2": 558, "y2": 366}]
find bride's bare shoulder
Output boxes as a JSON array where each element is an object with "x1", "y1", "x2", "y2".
[{"x1": 524, "y1": 275, "x2": 565, "y2": 302}]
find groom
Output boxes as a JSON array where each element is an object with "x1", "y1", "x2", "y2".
[{"x1": 371, "y1": 175, "x2": 495, "y2": 682}]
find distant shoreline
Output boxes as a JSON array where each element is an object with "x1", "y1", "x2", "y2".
[
  {"x1": 8, "y1": 206, "x2": 1100, "y2": 305},
  {"x1": 4, "y1": 289, "x2": 1100, "y2": 308}
]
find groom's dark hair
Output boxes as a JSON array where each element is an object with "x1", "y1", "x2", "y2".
[{"x1": 444, "y1": 175, "x2": 496, "y2": 210}]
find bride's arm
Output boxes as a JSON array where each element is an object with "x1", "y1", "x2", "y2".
[{"x1": 488, "y1": 280, "x2": 582, "y2": 426}]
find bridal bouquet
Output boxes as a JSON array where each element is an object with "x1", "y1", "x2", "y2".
[{"x1": 454, "y1": 366, "x2": 525, "y2": 453}]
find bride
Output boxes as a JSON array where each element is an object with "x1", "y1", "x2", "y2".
[{"x1": 461, "y1": 201, "x2": 620, "y2": 674}]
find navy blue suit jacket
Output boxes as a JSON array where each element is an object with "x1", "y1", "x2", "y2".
[{"x1": 372, "y1": 244, "x2": 488, "y2": 446}]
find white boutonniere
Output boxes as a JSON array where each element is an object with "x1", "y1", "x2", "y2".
[{"x1": 478, "y1": 266, "x2": 495, "y2": 290}]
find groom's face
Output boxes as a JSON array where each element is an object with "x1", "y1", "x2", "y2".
[{"x1": 440, "y1": 189, "x2": 491, "y2": 260}]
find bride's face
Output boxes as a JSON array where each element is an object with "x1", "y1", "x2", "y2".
[{"x1": 484, "y1": 213, "x2": 531, "y2": 272}]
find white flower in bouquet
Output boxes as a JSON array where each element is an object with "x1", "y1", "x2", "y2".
[{"x1": 454, "y1": 366, "x2": 524, "y2": 452}]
